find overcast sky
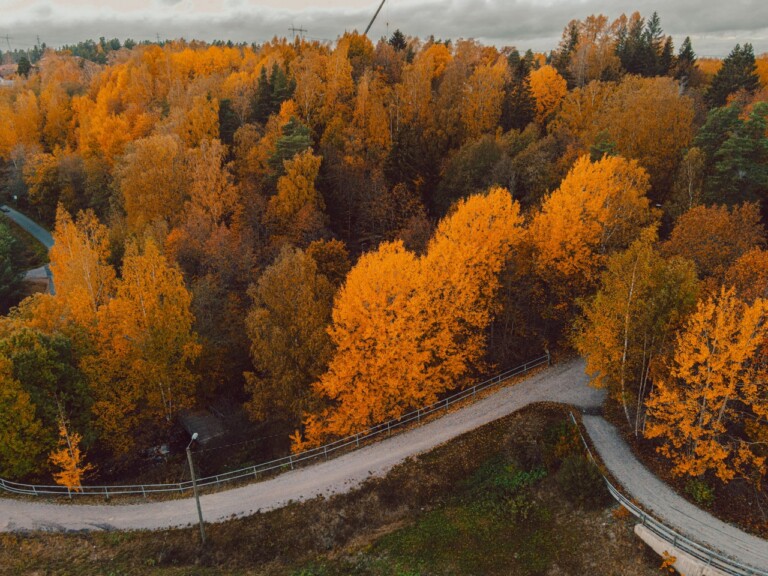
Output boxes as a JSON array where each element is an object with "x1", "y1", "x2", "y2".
[{"x1": 1, "y1": 0, "x2": 767, "y2": 57}]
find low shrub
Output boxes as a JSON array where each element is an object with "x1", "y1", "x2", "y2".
[{"x1": 555, "y1": 455, "x2": 610, "y2": 509}]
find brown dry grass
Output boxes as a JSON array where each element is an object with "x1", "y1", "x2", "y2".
[{"x1": 0, "y1": 405, "x2": 661, "y2": 576}]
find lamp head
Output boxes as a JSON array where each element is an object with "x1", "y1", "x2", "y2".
[{"x1": 191, "y1": 432, "x2": 199, "y2": 441}]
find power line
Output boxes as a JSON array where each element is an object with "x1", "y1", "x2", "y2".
[
  {"x1": 288, "y1": 24, "x2": 307, "y2": 40},
  {"x1": 365, "y1": 0, "x2": 387, "y2": 36}
]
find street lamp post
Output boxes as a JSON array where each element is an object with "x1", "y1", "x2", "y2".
[{"x1": 186, "y1": 432, "x2": 206, "y2": 545}]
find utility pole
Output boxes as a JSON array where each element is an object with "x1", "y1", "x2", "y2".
[
  {"x1": 2, "y1": 35, "x2": 12, "y2": 51},
  {"x1": 364, "y1": 0, "x2": 387, "y2": 36},
  {"x1": 186, "y1": 433, "x2": 206, "y2": 545},
  {"x1": 288, "y1": 24, "x2": 307, "y2": 40}
]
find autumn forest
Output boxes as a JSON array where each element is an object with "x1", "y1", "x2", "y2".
[{"x1": 0, "y1": 12, "x2": 767, "y2": 512}]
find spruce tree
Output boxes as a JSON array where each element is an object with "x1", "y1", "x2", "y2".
[
  {"x1": 706, "y1": 43, "x2": 760, "y2": 108},
  {"x1": 674, "y1": 37, "x2": 697, "y2": 86},
  {"x1": 252, "y1": 66, "x2": 273, "y2": 124}
]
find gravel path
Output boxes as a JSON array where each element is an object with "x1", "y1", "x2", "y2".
[
  {"x1": 1, "y1": 205, "x2": 55, "y2": 295},
  {"x1": 0, "y1": 205, "x2": 54, "y2": 249},
  {"x1": 584, "y1": 415, "x2": 768, "y2": 571},
  {"x1": 1, "y1": 357, "x2": 766, "y2": 571},
  {"x1": 1, "y1": 360, "x2": 598, "y2": 532}
]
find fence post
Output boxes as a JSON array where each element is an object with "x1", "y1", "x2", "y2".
[
  {"x1": 289, "y1": 455, "x2": 294, "y2": 470},
  {"x1": 141, "y1": 485, "x2": 146, "y2": 499},
  {"x1": 356, "y1": 433, "x2": 359, "y2": 447},
  {"x1": 546, "y1": 349, "x2": 551, "y2": 366},
  {"x1": 387, "y1": 421, "x2": 391, "y2": 436},
  {"x1": 324, "y1": 446, "x2": 328, "y2": 461},
  {"x1": 417, "y1": 409, "x2": 420, "y2": 422}
]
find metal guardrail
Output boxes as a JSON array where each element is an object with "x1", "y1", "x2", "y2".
[
  {"x1": 568, "y1": 412, "x2": 767, "y2": 576},
  {"x1": 0, "y1": 353, "x2": 551, "y2": 499}
]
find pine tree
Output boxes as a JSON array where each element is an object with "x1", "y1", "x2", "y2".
[
  {"x1": 642, "y1": 12, "x2": 664, "y2": 76},
  {"x1": 269, "y1": 63, "x2": 294, "y2": 112},
  {"x1": 550, "y1": 20, "x2": 579, "y2": 86},
  {"x1": 388, "y1": 29, "x2": 407, "y2": 52},
  {"x1": 706, "y1": 43, "x2": 760, "y2": 108},
  {"x1": 616, "y1": 13, "x2": 646, "y2": 75},
  {"x1": 501, "y1": 50, "x2": 536, "y2": 131},
  {"x1": 658, "y1": 37, "x2": 674, "y2": 76},
  {"x1": 252, "y1": 66, "x2": 273, "y2": 124},
  {"x1": 17, "y1": 55, "x2": 31, "y2": 77},
  {"x1": 268, "y1": 118, "x2": 312, "y2": 179},
  {"x1": 674, "y1": 37, "x2": 697, "y2": 87}
]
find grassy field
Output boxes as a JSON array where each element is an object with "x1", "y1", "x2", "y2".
[{"x1": 0, "y1": 406, "x2": 661, "y2": 575}]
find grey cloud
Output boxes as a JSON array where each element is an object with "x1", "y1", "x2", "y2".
[{"x1": 3, "y1": 0, "x2": 767, "y2": 57}]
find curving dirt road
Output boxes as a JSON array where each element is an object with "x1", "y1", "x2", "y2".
[
  {"x1": 584, "y1": 415, "x2": 768, "y2": 571},
  {"x1": 1, "y1": 359, "x2": 766, "y2": 571},
  {"x1": 0, "y1": 205, "x2": 53, "y2": 249},
  {"x1": 2, "y1": 361, "x2": 598, "y2": 532}
]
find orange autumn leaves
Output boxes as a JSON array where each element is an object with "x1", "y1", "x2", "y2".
[
  {"x1": 295, "y1": 188, "x2": 524, "y2": 448},
  {"x1": 578, "y1": 201, "x2": 768, "y2": 485},
  {"x1": 49, "y1": 209, "x2": 200, "y2": 456},
  {"x1": 294, "y1": 154, "x2": 659, "y2": 450},
  {"x1": 529, "y1": 154, "x2": 656, "y2": 315},
  {"x1": 645, "y1": 288, "x2": 768, "y2": 484}
]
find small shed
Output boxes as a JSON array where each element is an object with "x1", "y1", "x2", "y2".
[{"x1": 178, "y1": 409, "x2": 227, "y2": 446}]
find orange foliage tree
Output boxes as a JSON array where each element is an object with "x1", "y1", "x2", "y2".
[
  {"x1": 645, "y1": 288, "x2": 768, "y2": 484},
  {"x1": 529, "y1": 154, "x2": 656, "y2": 328},
  {"x1": 244, "y1": 246, "x2": 335, "y2": 425},
  {"x1": 298, "y1": 188, "x2": 523, "y2": 448},
  {"x1": 85, "y1": 240, "x2": 201, "y2": 455},
  {"x1": 528, "y1": 65, "x2": 568, "y2": 125},
  {"x1": 724, "y1": 248, "x2": 768, "y2": 303},
  {"x1": 118, "y1": 134, "x2": 188, "y2": 235},
  {"x1": 568, "y1": 14, "x2": 621, "y2": 87},
  {"x1": 598, "y1": 76, "x2": 695, "y2": 199},
  {"x1": 662, "y1": 203, "x2": 766, "y2": 287},
  {"x1": 265, "y1": 149, "x2": 325, "y2": 248},
  {"x1": 576, "y1": 227, "x2": 699, "y2": 434},
  {"x1": 461, "y1": 58, "x2": 509, "y2": 139},
  {"x1": 49, "y1": 417, "x2": 94, "y2": 491},
  {"x1": 50, "y1": 206, "x2": 116, "y2": 330}
]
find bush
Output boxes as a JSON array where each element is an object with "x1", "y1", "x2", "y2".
[
  {"x1": 542, "y1": 419, "x2": 581, "y2": 469},
  {"x1": 685, "y1": 478, "x2": 715, "y2": 507},
  {"x1": 555, "y1": 455, "x2": 610, "y2": 509}
]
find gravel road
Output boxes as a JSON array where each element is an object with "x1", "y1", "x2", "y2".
[
  {"x1": 1, "y1": 204, "x2": 55, "y2": 294},
  {"x1": 584, "y1": 415, "x2": 768, "y2": 571},
  {"x1": 1, "y1": 357, "x2": 766, "y2": 572},
  {"x1": 1, "y1": 360, "x2": 598, "y2": 532},
  {"x1": 0, "y1": 205, "x2": 54, "y2": 249}
]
